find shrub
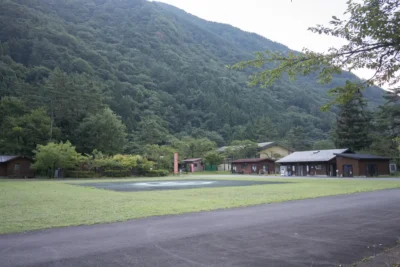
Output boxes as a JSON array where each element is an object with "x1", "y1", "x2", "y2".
[
  {"x1": 65, "y1": 170, "x2": 99, "y2": 178},
  {"x1": 102, "y1": 170, "x2": 129, "y2": 177},
  {"x1": 145, "y1": 169, "x2": 170, "y2": 177}
]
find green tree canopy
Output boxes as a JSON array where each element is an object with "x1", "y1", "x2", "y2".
[
  {"x1": 247, "y1": 116, "x2": 279, "y2": 142},
  {"x1": 32, "y1": 141, "x2": 84, "y2": 176},
  {"x1": 135, "y1": 117, "x2": 171, "y2": 146},
  {"x1": 0, "y1": 0, "x2": 387, "y2": 151},
  {"x1": 332, "y1": 92, "x2": 373, "y2": 151},
  {"x1": 0, "y1": 97, "x2": 58, "y2": 155},
  {"x1": 143, "y1": 144, "x2": 175, "y2": 170},
  {"x1": 368, "y1": 89, "x2": 400, "y2": 163},
  {"x1": 76, "y1": 108, "x2": 127, "y2": 155},
  {"x1": 172, "y1": 137, "x2": 217, "y2": 159},
  {"x1": 225, "y1": 140, "x2": 259, "y2": 159},
  {"x1": 233, "y1": 0, "x2": 399, "y2": 108},
  {"x1": 284, "y1": 126, "x2": 312, "y2": 151},
  {"x1": 312, "y1": 140, "x2": 336, "y2": 150},
  {"x1": 204, "y1": 151, "x2": 224, "y2": 166}
]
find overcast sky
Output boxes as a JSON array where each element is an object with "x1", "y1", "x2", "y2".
[{"x1": 153, "y1": 0, "x2": 374, "y2": 81}]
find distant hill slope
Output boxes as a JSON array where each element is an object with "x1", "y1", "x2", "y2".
[
  {"x1": 0, "y1": 0, "x2": 385, "y2": 148},
  {"x1": 157, "y1": 2, "x2": 385, "y2": 104}
]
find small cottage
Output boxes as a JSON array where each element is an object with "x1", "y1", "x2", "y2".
[
  {"x1": 276, "y1": 149, "x2": 391, "y2": 177},
  {"x1": 276, "y1": 148, "x2": 349, "y2": 176},
  {"x1": 232, "y1": 158, "x2": 275, "y2": 175},
  {"x1": 0, "y1": 156, "x2": 35, "y2": 178},
  {"x1": 217, "y1": 141, "x2": 294, "y2": 171},
  {"x1": 182, "y1": 158, "x2": 203, "y2": 172}
]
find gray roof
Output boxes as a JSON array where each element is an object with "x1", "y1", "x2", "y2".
[
  {"x1": 0, "y1": 155, "x2": 19, "y2": 163},
  {"x1": 232, "y1": 158, "x2": 274, "y2": 163},
  {"x1": 276, "y1": 149, "x2": 349, "y2": 163},
  {"x1": 257, "y1": 142, "x2": 275, "y2": 148},
  {"x1": 217, "y1": 141, "x2": 275, "y2": 153},
  {"x1": 335, "y1": 153, "x2": 391, "y2": 160}
]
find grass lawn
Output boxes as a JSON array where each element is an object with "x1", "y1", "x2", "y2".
[
  {"x1": 1, "y1": 176, "x2": 400, "y2": 235},
  {"x1": 183, "y1": 171, "x2": 231, "y2": 175}
]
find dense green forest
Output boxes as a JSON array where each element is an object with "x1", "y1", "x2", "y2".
[{"x1": 0, "y1": 0, "x2": 388, "y2": 156}]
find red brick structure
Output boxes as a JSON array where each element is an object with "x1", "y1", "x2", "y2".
[
  {"x1": 232, "y1": 158, "x2": 275, "y2": 174},
  {"x1": 0, "y1": 156, "x2": 35, "y2": 178},
  {"x1": 335, "y1": 154, "x2": 391, "y2": 177}
]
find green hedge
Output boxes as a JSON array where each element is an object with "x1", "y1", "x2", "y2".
[
  {"x1": 145, "y1": 170, "x2": 170, "y2": 177},
  {"x1": 102, "y1": 170, "x2": 129, "y2": 177},
  {"x1": 64, "y1": 169, "x2": 169, "y2": 178},
  {"x1": 65, "y1": 171, "x2": 99, "y2": 178}
]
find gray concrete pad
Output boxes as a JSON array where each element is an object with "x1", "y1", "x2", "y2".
[
  {"x1": 1, "y1": 189, "x2": 400, "y2": 267},
  {"x1": 74, "y1": 179, "x2": 290, "y2": 192}
]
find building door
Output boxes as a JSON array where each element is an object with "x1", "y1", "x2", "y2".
[
  {"x1": 11, "y1": 163, "x2": 21, "y2": 177},
  {"x1": 343, "y1": 165, "x2": 353, "y2": 177},
  {"x1": 296, "y1": 165, "x2": 302, "y2": 176},
  {"x1": 302, "y1": 165, "x2": 307, "y2": 176},
  {"x1": 366, "y1": 164, "x2": 378, "y2": 177}
]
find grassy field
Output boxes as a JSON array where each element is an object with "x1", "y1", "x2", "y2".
[
  {"x1": 1, "y1": 176, "x2": 400, "y2": 235},
  {"x1": 185, "y1": 171, "x2": 231, "y2": 175}
]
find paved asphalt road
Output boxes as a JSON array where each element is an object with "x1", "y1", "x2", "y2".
[{"x1": 1, "y1": 190, "x2": 400, "y2": 267}]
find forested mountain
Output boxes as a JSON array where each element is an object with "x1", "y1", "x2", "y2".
[{"x1": 0, "y1": 0, "x2": 386, "y2": 155}]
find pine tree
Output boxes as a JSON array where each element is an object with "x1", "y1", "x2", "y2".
[
  {"x1": 284, "y1": 126, "x2": 312, "y2": 151},
  {"x1": 332, "y1": 93, "x2": 373, "y2": 151}
]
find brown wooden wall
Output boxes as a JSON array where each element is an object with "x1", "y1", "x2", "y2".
[
  {"x1": 280, "y1": 161, "x2": 336, "y2": 176},
  {"x1": 359, "y1": 159, "x2": 390, "y2": 176},
  {"x1": 184, "y1": 160, "x2": 203, "y2": 172},
  {"x1": 3, "y1": 158, "x2": 34, "y2": 178},
  {"x1": 336, "y1": 157, "x2": 390, "y2": 177},
  {"x1": 336, "y1": 157, "x2": 359, "y2": 177},
  {"x1": 233, "y1": 160, "x2": 275, "y2": 174},
  {"x1": 311, "y1": 163, "x2": 328, "y2": 176},
  {"x1": 0, "y1": 164, "x2": 6, "y2": 176}
]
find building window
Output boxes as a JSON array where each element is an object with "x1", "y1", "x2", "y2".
[
  {"x1": 194, "y1": 163, "x2": 198, "y2": 167},
  {"x1": 14, "y1": 164, "x2": 20, "y2": 171},
  {"x1": 315, "y1": 165, "x2": 322, "y2": 170},
  {"x1": 241, "y1": 163, "x2": 246, "y2": 169}
]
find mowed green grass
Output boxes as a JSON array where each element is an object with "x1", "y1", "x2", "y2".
[
  {"x1": 1, "y1": 176, "x2": 400, "y2": 235},
  {"x1": 185, "y1": 171, "x2": 231, "y2": 175}
]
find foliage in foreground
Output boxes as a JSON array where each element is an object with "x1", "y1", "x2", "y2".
[
  {"x1": 32, "y1": 142, "x2": 158, "y2": 178},
  {"x1": 32, "y1": 141, "x2": 84, "y2": 177},
  {"x1": 233, "y1": 0, "x2": 399, "y2": 109}
]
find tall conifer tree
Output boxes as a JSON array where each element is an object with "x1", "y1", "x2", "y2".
[{"x1": 332, "y1": 92, "x2": 372, "y2": 151}]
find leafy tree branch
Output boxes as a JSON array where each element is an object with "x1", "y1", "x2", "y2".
[{"x1": 232, "y1": 0, "x2": 400, "y2": 109}]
